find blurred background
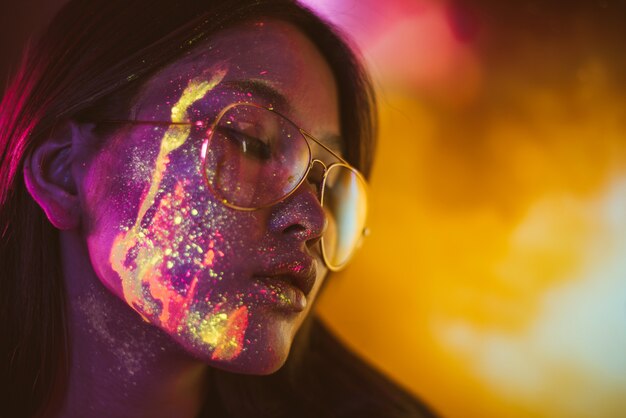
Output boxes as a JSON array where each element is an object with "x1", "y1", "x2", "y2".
[
  {"x1": 302, "y1": 1, "x2": 626, "y2": 417},
  {"x1": 2, "y1": 1, "x2": 625, "y2": 417}
]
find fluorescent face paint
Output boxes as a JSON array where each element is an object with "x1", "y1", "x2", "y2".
[{"x1": 109, "y1": 70, "x2": 251, "y2": 360}]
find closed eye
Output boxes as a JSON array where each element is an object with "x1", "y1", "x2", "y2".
[{"x1": 218, "y1": 126, "x2": 272, "y2": 161}]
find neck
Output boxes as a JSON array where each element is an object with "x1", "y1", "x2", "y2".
[{"x1": 57, "y1": 230, "x2": 210, "y2": 418}]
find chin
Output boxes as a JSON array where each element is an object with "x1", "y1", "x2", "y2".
[
  {"x1": 170, "y1": 313, "x2": 298, "y2": 375},
  {"x1": 184, "y1": 336, "x2": 291, "y2": 375}
]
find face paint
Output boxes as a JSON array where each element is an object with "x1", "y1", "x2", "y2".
[{"x1": 109, "y1": 69, "x2": 252, "y2": 360}]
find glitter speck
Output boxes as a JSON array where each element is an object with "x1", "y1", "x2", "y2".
[
  {"x1": 191, "y1": 208, "x2": 198, "y2": 216},
  {"x1": 174, "y1": 216, "x2": 182, "y2": 224}
]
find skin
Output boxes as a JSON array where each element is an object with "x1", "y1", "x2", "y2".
[{"x1": 24, "y1": 20, "x2": 341, "y2": 418}]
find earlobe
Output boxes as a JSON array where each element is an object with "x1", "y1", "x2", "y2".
[{"x1": 23, "y1": 122, "x2": 82, "y2": 230}]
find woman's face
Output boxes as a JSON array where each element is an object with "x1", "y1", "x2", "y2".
[{"x1": 79, "y1": 20, "x2": 341, "y2": 374}]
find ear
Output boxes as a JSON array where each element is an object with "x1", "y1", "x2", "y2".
[{"x1": 23, "y1": 121, "x2": 83, "y2": 230}]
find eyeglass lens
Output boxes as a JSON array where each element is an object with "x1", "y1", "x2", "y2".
[{"x1": 321, "y1": 164, "x2": 368, "y2": 269}]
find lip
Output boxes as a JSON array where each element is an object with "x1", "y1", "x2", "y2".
[
  {"x1": 253, "y1": 276, "x2": 307, "y2": 312},
  {"x1": 255, "y1": 256, "x2": 317, "y2": 295},
  {"x1": 252, "y1": 255, "x2": 317, "y2": 312}
]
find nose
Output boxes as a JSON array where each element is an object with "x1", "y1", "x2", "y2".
[{"x1": 267, "y1": 178, "x2": 327, "y2": 245}]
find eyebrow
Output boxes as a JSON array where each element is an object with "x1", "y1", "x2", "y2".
[{"x1": 221, "y1": 79, "x2": 291, "y2": 112}]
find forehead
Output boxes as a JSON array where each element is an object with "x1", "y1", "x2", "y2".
[{"x1": 134, "y1": 19, "x2": 339, "y2": 135}]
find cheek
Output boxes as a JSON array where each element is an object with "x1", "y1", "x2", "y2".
[
  {"x1": 111, "y1": 179, "x2": 245, "y2": 360},
  {"x1": 86, "y1": 129, "x2": 272, "y2": 362}
]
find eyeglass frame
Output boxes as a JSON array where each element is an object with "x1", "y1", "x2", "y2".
[{"x1": 97, "y1": 101, "x2": 369, "y2": 271}]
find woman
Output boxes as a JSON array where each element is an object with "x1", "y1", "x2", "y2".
[{"x1": 0, "y1": 0, "x2": 436, "y2": 417}]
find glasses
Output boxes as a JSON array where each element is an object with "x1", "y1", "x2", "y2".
[{"x1": 101, "y1": 102, "x2": 368, "y2": 271}]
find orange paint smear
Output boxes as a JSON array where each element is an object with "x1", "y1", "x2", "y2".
[{"x1": 211, "y1": 305, "x2": 249, "y2": 361}]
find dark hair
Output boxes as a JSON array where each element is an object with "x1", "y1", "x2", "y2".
[{"x1": 0, "y1": 1, "x2": 434, "y2": 417}]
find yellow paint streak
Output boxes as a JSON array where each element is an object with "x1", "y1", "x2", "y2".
[
  {"x1": 134, "y1": 71, "x2": 226, "y2": 230},
  {"x1": 196, "y1": 312, "x2": 228, "y2": 347},
  {"x1": 185, "y1": 305, "x2": 249, "y2": 361}
]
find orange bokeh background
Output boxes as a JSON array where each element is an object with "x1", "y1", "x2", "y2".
[{"x1": 306, "y1": 1, "x2": 626, "y2": 417}]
